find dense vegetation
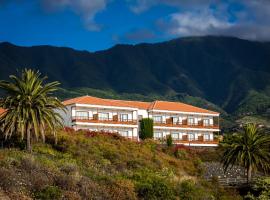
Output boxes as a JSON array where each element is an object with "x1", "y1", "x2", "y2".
[{"x1": 0, "y1": 130, "x2": 241, "y2": 200}]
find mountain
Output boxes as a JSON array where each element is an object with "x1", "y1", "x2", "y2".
[{"x1": 0, "y1": 36, "x2": 270, "y2": 114}]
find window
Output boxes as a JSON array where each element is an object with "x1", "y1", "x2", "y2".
[
  {"x1": 204, "y1": 134, "x2": 210, "y2": 141},
  {"x1": 188, "y1": 118, "x2": 195, "y2": 125},
  {"x1": 153, "y1": 116, "x2": 163, "y2": 123},
  {"x1": 171, "y1": 133, "x2": 179, "y2": 140},
  {"x1": 203, "y1": 119, "x2": 210, "y2": 126},
  {"x1": 154, "y1": 132, "x2": 163, "y2": 139},
  {"x1": 76, "y1": 111, "x2": 88, "y2": 119},
  {"x1": 99, "y1": 113, "x2": 109, "y2": 120},
  {"x1": 119, "y1": 131, "x2": 128, "y2": 137},
  {"x1": 172, "y1": 117, "x2": 178, "y2": 124},
  {"x1": 120, "y1": 114, "x2": 128, "y2": 122},
  {"x1": 188, "y1": 133, "x2": 195, "y2": 141}
]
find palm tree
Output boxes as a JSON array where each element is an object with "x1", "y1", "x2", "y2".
[
  {"x1": 221, "y1": 123, "x2": 270, "y2": 184},
  {"x1": 0, "y1": 69, "x2": 65, "y2": 152}
]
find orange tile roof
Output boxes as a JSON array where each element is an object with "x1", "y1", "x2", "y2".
[
  {"x1": 62, "y1": 96, "x2": 135, "y2": 108},
  {"x1": 149, "y1": 100, "x2": 219, "y2": 114},
  {"x1": 62, "y1": 96, "x2": 219, "y2": 114},
  {"x1": 110, "y1": 99, "x2": 152, "y2": 109}
]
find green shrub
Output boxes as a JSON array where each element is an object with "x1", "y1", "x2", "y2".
[
  {"x1": 140, "y1": 118, "x2": 153, "y2": 140},
  {"x1": 133, "y1": 170, "x2": 175, "y2": 200},
  {"x1": 34, "y1": 186, "x2": 62, "y2": 200},
  {"x1": 166, "y1": 135, "x2": 173, "y2": 147},
  {"x1": 174, "y1": 149, "x2": 188, "y2": 159}
]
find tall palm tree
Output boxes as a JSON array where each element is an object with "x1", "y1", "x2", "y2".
[
  {"x1": 0, "y1": 69, "x2": 65, "y2": 152},
  {"x1": 221, "y1": 123, "x2": 270, "y2": 183}
]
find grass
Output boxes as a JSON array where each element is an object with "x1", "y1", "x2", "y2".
[{"x1": 0, "y1": 129, "x2": 241, "y2": 199}]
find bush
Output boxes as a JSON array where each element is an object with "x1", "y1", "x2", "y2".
[
  {"x1": 166, "y1": 135, "x2": 173, "y2": 147},
  {"x1": 133, "y1": 170, "x2": 175, "y2": 200},
  {"x1": 136, "y1": 178, "x2": 175, "y2": 200},
  {"x1": 140, "y1": 118, "x2": 153, "y2": 140},
  {"x1": 178, "y1": 180, "x2": 197, "y2": 200},
  {"x1": 34, "y1": 186, "x2": 62, "y2": 200},
  {"x1": 174, "y1": 149, "x2": 188, "y2": 159}
]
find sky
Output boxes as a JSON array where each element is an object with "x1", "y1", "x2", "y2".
[{"x1": 0, "y1": 0, "x2": 270, "y2": 52}]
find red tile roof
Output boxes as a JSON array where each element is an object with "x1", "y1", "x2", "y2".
[
  {"x1": 149, "y1": 100, "x2": 219, "y2": 114},
  {"x1": 110, "y1": 99, "x2": 152, "y2": 110},
  {"x1": 62, "y1": 96, "x2": 135, "y2": 108},
  {"x1": 62, "y1": 96, "x2": 219, "y2": 115}
]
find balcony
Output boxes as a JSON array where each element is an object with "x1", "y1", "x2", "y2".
[
  {"x1": 172, "y1": 135, "x2": 219, "y2": 145},
  {"x1": 155, "y1": 135, "x2": 219, "y2": 145},
  {"x1": 72, "y1": 115, "x2": 137, "y2": 125},
  {"x1": 153, "y1": 118, "x2": 219, "y2": 129}
]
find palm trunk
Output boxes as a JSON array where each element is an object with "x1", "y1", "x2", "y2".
[
  {"x1": 27, "y1": 125, "x2": 32, "y2": 153},
  {"x1": 247, "y1": 165, "x2": 252, "y2": 184}
]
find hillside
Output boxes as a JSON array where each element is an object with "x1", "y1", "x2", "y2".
[
  {"x1": 0, "y1": 130, "x2": 240, "y2": 200},
  {"x1": 0, "y1": 36, "x2": 270, "y2": 114}
]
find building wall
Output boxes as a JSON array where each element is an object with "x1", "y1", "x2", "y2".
[{"x1": 57, "y1": 103, "x2": 219, "y2": 146}]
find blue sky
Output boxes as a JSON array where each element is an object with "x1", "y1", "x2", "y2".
[{"x1": 0, "y1": 0, "x2": 269, "y2": 51}]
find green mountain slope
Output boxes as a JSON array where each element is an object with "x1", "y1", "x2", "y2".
[{"x1": 0, "y1": 36, "x2": 270, "y2": 114}]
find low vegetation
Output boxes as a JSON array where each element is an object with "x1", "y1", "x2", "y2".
[{"x1": 0, "y1": 129, "x2": 241, "y2": 200}]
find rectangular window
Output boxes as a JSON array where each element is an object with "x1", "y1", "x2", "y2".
[
  {"x1": 171, "y1": 133, "x2": 179, "y2": 139},
  {"x1": 99, "y1": 113, "x2": 109, "y2": 120},
  {"x1": 119, "y1": 131, "x2": 128, "y2": 137},
  {"x1": 76, "y1": 111, "x2": 88, "y2": 119},
  {"x1": 172, "y1": 117, "x2": 178, "y2": 124},
  {"x1": 120, "y1": 114, "x2": 128, "y2": 122},
  {"x1": 203, "y1": 119, "x2": 210, "y2": 126},
  {"x1": 204, "y1": 134, "x2": 210, "y2": 141},
  {"x1": 153, "y1": 116, "x2": 163, "y2": 123},
  {"x1": 188, "y1": 118, "x2": 195, "y2": 125},
  {"x1": 154, "y1": 132, "x2": 163, "y2": 139},
  {"x1": 188, "y1": 133, "x2": 195, "y2": 141}
]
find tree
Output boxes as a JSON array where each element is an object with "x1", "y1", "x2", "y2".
[
  {"x1": 0, "y1": 69, "x2": 65, "y2": 152},
  {"x1": 221, "y1": 124, "x2": 270, "y2": 184},
  {"x1": 166, "y1": 134, "x2": 173, "y2": 147},
  {"x1": 140, "y1": 118, "x2": 153, "y2": 140}
]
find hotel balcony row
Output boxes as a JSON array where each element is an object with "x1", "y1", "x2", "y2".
[
  {"x1": 154, "y1": 134, "x2": 219, "y2": 146},
  {"x1": 72, "y1": 115, "x2": 138, "y2": 125},
  {"x1": 153, "y1": 117, "x2": 219, "y2": 129}
]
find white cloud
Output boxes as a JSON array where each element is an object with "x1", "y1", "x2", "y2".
[
  {"x1": 168, "y1": 9, "x2": 232, "y2": 36},
  {"x1": 152, "y1": 0, "x2": 270, "y2": 41},
  {"x1": 42, "y1": 0, "x2": 110, "y2": 31},
  {"x1": 129, "y1": 0, "x2": 212, "y2": 14}
]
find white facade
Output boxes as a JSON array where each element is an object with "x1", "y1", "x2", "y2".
[{"x1": 58, "y1": 96, "x2": 220, "y2": 146}]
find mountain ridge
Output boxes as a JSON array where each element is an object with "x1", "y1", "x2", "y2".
[{"x1": 0, "y1": 36, "x2": 270, "y2": 114}]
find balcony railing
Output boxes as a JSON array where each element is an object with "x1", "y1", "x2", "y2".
[
  {"x1": 154, "y1": 137, "x2": 219, "y2": 145},
  {"x1": 72, "y1": 116, "x2": 137, "y2": 125},
  {"x1": 153, "y1": 120, "x2": 219, "y2": 129},
  {"x1": 172, "y1": 138, "x2": 219, "y2": 145}
]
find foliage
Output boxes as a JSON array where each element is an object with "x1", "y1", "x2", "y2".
[
  {"x1": 221, "y1": 124, "x2": 270, "y2": 183},
  {"x1": 0, "y1": 69, "x2": 65, "y2": 152},
  {"x1": 34, "y1": 186, "x2": 62, "y2": 200},
  {"x1": 244, "y1": 177, "x2": 270, "y2": 200},
  {"x1": 166, "y1": 134, "x2": 173, "y2": 147},
  {"x1": 0, "y1": 129, "x2": 240, "y2": 199},
  {"x1": 132, "y1": 169, "x2": 175, "y2": 200},
  {"x1": 140, "y1": 118, "x2": 153, "y2": 140}
]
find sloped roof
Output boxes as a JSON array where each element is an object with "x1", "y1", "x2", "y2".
[
  {"x1": 62, "y1": 96, "x2": 135, "y2": 108},
  {"x1": 110, "y1": 99, "x2": 152, "y2": 110},
  {"x1": 62, "y1": 96, "x2": 219, "y2": 115},
  {"x1": 149, "y1": 100, "x2": 219, "y2": 114}
]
